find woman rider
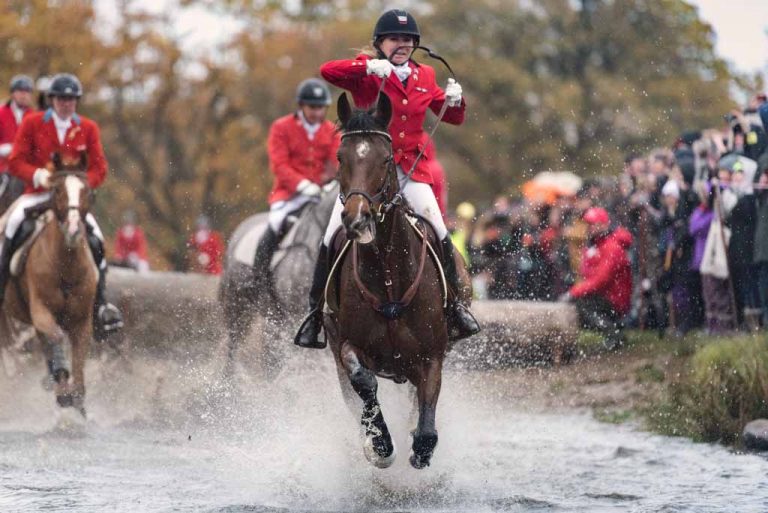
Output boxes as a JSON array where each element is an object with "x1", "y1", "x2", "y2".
[{"x1": 293, "y1": 8, "x2": 480, "y2": 348}]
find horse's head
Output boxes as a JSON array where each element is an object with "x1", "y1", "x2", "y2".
[
  {"x1": 50, "y1": 152, "x2": 91, "y2": 248},
  {"x1": 337, "y1": 92, "x2": 396, "y2": 244}
]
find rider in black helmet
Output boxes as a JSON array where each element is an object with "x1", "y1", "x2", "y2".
[
  {"x1": 251, "y1": 78, "x2": 339, "y2": 295},
  {"x1": 294, "y1": 9, "x2": 479, "y2": 348},
  {"x1": 5, "y1": 72, "x2": 124, "y2": 341}
]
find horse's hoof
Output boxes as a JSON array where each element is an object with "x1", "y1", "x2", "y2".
[
  {"x1": 409, "y1": 432, "x2": 438, "y2": 469},
  {"x1": 363, "y1": 436, "x2": 396, "y2": 469},
  {"x1": 409, "y1": 451, "x2": 431, "y2": 469},
  {"x1": 56, "y1": 394, "x2": 74, "y2": 408}
]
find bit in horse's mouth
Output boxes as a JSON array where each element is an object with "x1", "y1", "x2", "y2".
[
  {"x1": 357, "y1": 227, "x2": 375, "y2": 244},
  {"x1": 347, "y1": 224, "x2": 375, "y2": 244}
]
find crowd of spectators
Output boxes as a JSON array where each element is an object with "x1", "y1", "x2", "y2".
[{"x1": 452, "y1": 94, "x2": 768, "y2": 345}]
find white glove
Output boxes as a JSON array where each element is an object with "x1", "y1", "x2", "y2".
[
  {"x1": 366, "y1": 59, "x2": 393, "y2": 79},
  {"x1": 0, "y1": 143, "x2": 11, "y2": 157},
  {"x1": 33, "y1": 168, "x2": 52, "y2": 189},
  {"x1": 445, "y1": 78, "x2": 463, "y2": 107},
  {"x1": 296, "y1": 179, "x2": 321, "y2": 197}
]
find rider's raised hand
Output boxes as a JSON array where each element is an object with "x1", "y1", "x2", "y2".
[
  {"x1": 296, "y1": 179, "x2": 321, "y2": 198},
  {"x1": 366, "y1": 59, "x2": 393, "y2": 79},
  {"x1": 445, "y1": 78, "x2": 463, "y2": 107},
  {"x1": 33, "y1": 168, "x2": 52, "y2": 189}
]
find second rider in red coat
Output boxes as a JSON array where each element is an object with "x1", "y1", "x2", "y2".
[{"x1": 253, "y1": 78, "x2": 340, "y2": 288}]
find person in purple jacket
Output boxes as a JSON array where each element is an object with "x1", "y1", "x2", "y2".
[{"x1": 689, "y1": 182, "x2": 736, "y2": 333}]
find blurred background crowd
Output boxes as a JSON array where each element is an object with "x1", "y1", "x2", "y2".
[{"x1": 450, "y1": 94, "x2": 768, "y2": 339}]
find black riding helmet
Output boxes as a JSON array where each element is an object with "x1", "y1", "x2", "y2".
[
  {"x1": 372, "y1": 9, "x2": 420, "y2": 47},
  {"x1": 48, "y1": 73, "x2": 83, "y2": 98},
  {"x1": 10, "y1": 75, "x2": 34, "y2": 92},
  {"x1": 296, "y1": 78, "x2": 332, "y2": 106}
]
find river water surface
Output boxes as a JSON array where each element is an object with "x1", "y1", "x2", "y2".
[{"x1": 0, "y1": 348, "x2": 766, "y2": 512}]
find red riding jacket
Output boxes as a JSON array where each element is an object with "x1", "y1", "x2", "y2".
[
  {"x1": 113, "y1": 224, "x2": 149, "y2": 265},
  {"x1": 569, "y1": 227, "x2": 634, "y2": 315},
  {"x1": 9, "y1": 109, "x2": 107, "y2": 193},
  {"x1": 187, "y1": 229, "x2": 224, "y2": 275},
  {"x1": 320, "y1": 54, "x2": 466, "y2": 184},
  {"x1": 267, "y1": 113, "x2": 340, "y2": 204},
  {"x1": 0, "y1": 101, "x2": 31, "y2": 172}
]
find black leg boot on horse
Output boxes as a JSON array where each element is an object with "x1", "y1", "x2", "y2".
[
  {"x1": 0, "y1": 218, "x2": 36, "y2": 306},
  {"x1": 252, "y1": 226, "x2": 285, "y2": 316},
  {"x1": 293, "y1": 243, "x2": 329, "y2": 349},
  {"x1": 439, "y1": 236, "x2": 480, "y2": 341},
  {"x1": 86, "y1": 230, "x2": 124, "y2": 341}
]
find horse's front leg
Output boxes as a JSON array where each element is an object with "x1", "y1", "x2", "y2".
[
  {"x1": 30, "y1": 305, "x2": 72, "y2": 407},
  {"x1": 409, "y1": 356, "x2": 443, "y2": 469},
  {"x1": 67, "y1": 319, "x2": 91, "y2": 418},
  {"x1": 340, "y1": 341, "x2": 396, "y2": 468}
]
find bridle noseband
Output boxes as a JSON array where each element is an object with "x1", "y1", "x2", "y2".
[{"x1": 338, "y1": 129, "x2": 402, "y2": 221}]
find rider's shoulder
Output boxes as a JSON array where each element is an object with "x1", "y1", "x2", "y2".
[{"x1": 271, "y1": 113, "x2": 300, "y2": 130}]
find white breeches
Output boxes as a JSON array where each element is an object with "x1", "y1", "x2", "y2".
[
  {"x1": 4, "y1": 192, "x2": 103, "y2": 241},
  {"x1": 268, "y1": 193, "x2": 319, "y2": 233},
  {"x1": 323, "y1": 166, "x2": 447, "y2": 247}
]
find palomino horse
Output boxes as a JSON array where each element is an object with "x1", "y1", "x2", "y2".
[
  {"x1": 0, "y1": 153, "x2": 97, "y2": 417},
  {"x1": 325, "y1": 93, "x2": 448, "y2": 469}
]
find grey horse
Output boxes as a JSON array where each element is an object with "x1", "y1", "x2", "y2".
[{"x1": 218, "y1": 182, "x2": 338, "y2": 376}]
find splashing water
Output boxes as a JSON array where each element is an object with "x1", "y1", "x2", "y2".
[{"x1": 0, "y1": 345, "x2": 766, "y2": 513}]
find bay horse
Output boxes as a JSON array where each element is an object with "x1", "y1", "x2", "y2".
[
  {"x1": 0, "y1": 153, "x2": 97, "y2": 417},
  {"x1": 325, "y1": 93, "x2": 448, "y2": 469}
]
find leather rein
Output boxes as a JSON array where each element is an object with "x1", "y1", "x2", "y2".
[{"x1": 339, "y1": 129, "x2": 429, "y2": 320}]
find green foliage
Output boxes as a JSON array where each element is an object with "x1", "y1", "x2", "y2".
[
  {"x1": 646, "y1": 336, "x2": 768, "y2": 444},
  {"x1": 635, "y1": 362, "x2": 665, "y2": 383}
]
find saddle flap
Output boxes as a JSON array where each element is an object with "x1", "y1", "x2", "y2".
[{"x1": 10, "y1": 211, "x2": 52, "y2": 277}]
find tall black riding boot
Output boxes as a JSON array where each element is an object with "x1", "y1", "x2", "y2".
[
  {"x1": 440, "y1": 236, "x2": 481, "y2": 341},
  {"x1": 293, "y1": 244, "x2": 330, "y2": 349},
  {"x1": 0, "y1": 236, "x2": 13, "y2": 306},
  {"x1": 87, "y1": 232, "x2": 124, "y2": 341},
  {"x1": 253, "y1": 227, "x2": 281, "y2": 285},
  {"x1": 0, "y1": 218, "x2": 36, "y2": 306}
]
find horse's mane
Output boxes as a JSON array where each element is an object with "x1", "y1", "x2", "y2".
[{"x1": 340, "y1": 107, "x2": 387, "y2": 133}]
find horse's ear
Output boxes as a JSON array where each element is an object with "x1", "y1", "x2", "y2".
[
  {"x1": 337, "y1": 93, "x2": 352, "y2": 127},
  {"x1": 79, "y1": 150, "x2": 87, "y2": 170},
  {"x1": 52, "y1": 152, "x2": 62, "y2": 171},
  {"x1": 374, "y1": 92, "x2": 392, "y2": 128}
]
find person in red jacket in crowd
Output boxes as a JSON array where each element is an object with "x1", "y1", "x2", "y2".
[
  {"x1": 294, "y1": 8, "x2": 479, "y2": 349},
  {"x1": 0, "y1": 75, "x2": 35, "y2": 204},
  {"x1": 187, "y1": 215, "x2": 224, "y2": 275},
  {"x1": 253, "y1": 78, "x2": 340, "y2": 287},
  {"x1": 560, "y1": 207, "x2": 633, "y2": 350},
  {"x1": 4, "y1": 73, "x2": 123, "y2": 339},
  {"x1": 113, "y1": 210, "x2": 149, "y2": 272}
]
